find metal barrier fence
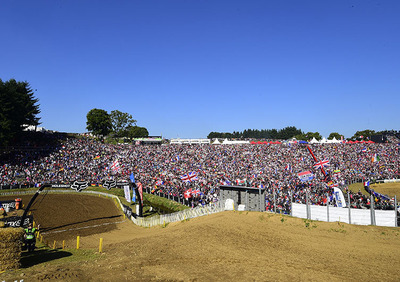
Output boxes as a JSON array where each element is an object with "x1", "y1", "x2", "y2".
[
  {"x1": 291, "y1": 192, "x2": 399, "y2": 227},
  {"x1": 131, "y1": 202, "x2": 224, "y2": 227}
]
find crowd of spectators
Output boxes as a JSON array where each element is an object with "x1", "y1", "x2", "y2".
[{"x1": 1, "y1": 136, "x2": 399, "y2": 212}]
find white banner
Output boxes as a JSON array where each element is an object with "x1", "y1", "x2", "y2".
[
  {"x1": 333, "y1": 187, "x2": 346, "y2": 208},
  {"x1": 123, "y1": 185, "x2": 131, "y2": 202}
]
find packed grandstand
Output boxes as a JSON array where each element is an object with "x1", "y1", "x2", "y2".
[{"x1": 1, "y1": 133, "x2": 399, "y2": 214}]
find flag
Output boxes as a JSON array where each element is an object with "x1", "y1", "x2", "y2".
[
  {"x1": 235, "y1": 179, "x2": 247, "y2": 185},
  {"x1": 327, "y1": 181, "x2": 338, "y2": 188},
  {"x1": 220, "y1": 180, "x2": 231, "y2": 186},
  {"x1": 156, "y1": 180, "x2": 164, "y2": 186},
  {"x1": 192, "y1": 189, "x2": 200, "y2": 196},
  {"x1": 123, "y1": 185, "x2": 131, "y2": 202},
  {"x1": 372, "y1": 154, "x2": 380, "y2": 162},
  {"x1": 180, "y1": 172, "x2": 198, "y2": 182},
  {"x1": 130, "y1": 173, "x2": 135, "y2": 183},
  {"x1": 297, "y1": 171, "x2": 314, "y2": 182},
  {"x1": 333, "y1": 187, "x2": 346, "y2": 208},
  {"x1": 364, "y1": 180, "x2": 370, "y2": 187},
  {"x1": 361, "y1": 147, "x2": 367, "y2": 153},
  {"x1": 313, "y1": 159, "x2": 330, "y2": 169},
  {"x1": 132, "y1": 187, "x2": 136, "y2": 202},
  {"x1": 137, "y1": 182, "x2": 143, "y2": 206},
  {"x1": 111, "y1": 160, "x2": 121, "y2": 172},
  {"x1": 284, "y1": 164, "x2": 292, "y2": 172},
  {"x1": 184, "y1": 188, "x2": 192, "y2": 199},
  {"x1": 94, "y1": 155, "x2": 100, "y2": 160}
]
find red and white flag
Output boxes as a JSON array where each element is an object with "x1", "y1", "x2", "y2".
[
  {"x1": 137, "y1": 182, "x2": 143, "y2": 205},
  {"x1": 111, "y1": 160, "x2": 121, "y2": 172},
  {"x1": 184, "y1": 188, "x2": 192, "y2": 199},
  {"x1": 313, "y1": 159, "x2": 329, "y2": 169},
  {"x1": 191, "y1": 189, "x2": 200, "y2": 196},
  {"x1": 180, "y1": 172, "x2": 198, "y2": 182}
]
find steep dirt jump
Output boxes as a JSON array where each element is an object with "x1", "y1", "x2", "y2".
[{"x1": 1, "y1": 193, "x2": 400, "y2": 281}]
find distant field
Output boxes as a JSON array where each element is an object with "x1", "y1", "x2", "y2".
[{"x1": 349, "y1": 182, "x2": 400, "y2": 198}]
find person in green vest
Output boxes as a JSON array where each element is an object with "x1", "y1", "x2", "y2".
[{"x1": 24, "y1": 223, "x2": 40, "y2": 252}]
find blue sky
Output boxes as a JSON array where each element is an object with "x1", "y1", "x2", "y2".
[{"x1": 1, "y1": 0, "x2": 399, "y2": 139}]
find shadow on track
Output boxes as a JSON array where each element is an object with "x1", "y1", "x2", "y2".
[{"x1": 20, "y1": 247, "x2": 72, "y2": 268}]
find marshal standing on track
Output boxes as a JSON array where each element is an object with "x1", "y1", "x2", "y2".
[{"x1": 24, "y1": 223, "x2": 40, "y2": 252}]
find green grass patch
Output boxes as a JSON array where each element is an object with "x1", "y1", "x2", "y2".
[
  {"x1": 348, "y1": 182, "x2": 367, "y2": 196},
  {"x1": 348, "y1": 182, "x2": 400, "y2": 198},
  {"x1": 20, "y1": 243, "x2": 101, "y2": 269},
  {"x1": 142, "y1": 193, "x2": 189, "y2": 214}
]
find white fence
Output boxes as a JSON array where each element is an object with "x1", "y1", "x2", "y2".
[
  {"x1": 292, "y1": 203, "x2": 397, "y2": 227},
  {"x1": 131, "y1": 203, "x2": 224, "y2": 227}
]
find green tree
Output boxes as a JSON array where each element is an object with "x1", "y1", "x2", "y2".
[
  {"x1": 328, "y1": 132, "x2": 342, "y2": 140},
  {"x1": 298, "y1": 132, "x2": 322, "y2": 141},
  {"x1": 110, "y1": 110, "x2": 137, "y2": 137},
  {"x1": 278, "y1": 126, "x2": 303, "y2": 139},
  {"x1": 86, "y1": 108, "x2": 112, "y2": 136},
  {"x1": 126, "y1": 126, "x2": 149, "y2": 138},
  {"x1": 0, "y1": 79, "x2": 41, "y2": 146},
  {"x1": 351, "y1": 130, "x2": 375, "y2": 140}
]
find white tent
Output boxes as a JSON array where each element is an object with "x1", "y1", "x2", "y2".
[
  {"x1": 309, "y1": 137, "x2": 319, "y2": 144},
  {"x1": 212, "y1": 139, "x2": 221, "y2": 145},
  {"x1": 221, "y1": 139, "x2": 250, "y2": 145},
  {"x1": 329, "y1": 137, "x2": 341, "y2": 144}
]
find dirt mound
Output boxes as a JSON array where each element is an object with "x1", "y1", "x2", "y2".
[
  {"x1": 1, "y1": 194, "x2": 400, "y2": 281},
  {"x1": 0, "y1": 193, "x2": 123, "y2": 247}
]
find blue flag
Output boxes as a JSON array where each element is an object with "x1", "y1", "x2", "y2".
[
  {"x1": 132, "y1": 187, "x2": 136, "y2": 202},
  {"x1": 130, "y1": 173, "x2": 135, "y2": 183}
]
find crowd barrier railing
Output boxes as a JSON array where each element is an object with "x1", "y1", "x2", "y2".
[{"x1": 130, "y1": 202, "x2": 224, "y2": 228}]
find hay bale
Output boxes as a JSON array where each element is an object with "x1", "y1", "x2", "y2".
[{"x1": 0, "y1": 228, "x2": 24, "y2": 271}]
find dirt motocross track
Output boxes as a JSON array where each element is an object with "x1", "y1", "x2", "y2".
[{"x1": 1, "y1": 193, "x2": 400, "y2": 281}]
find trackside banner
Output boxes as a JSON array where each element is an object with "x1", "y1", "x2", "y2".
[
  {"x1": 0, "y1": 200, "x2": 17, "y2": 210},
  {"x1": 122, "y1": 204, "x2": 133, "y2": 219},
  {"x1": 0, "y1": 215, "x2": 33, "y2": 227},
  {"x1": 51, "y1": 180, "x2": 130, "y2": 191},
  {"x1": 333, "y1": 187, "x2": 346, "y2": 208}
]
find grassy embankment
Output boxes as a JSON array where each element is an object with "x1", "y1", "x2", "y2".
[{"x1": 348, "y1": 182, "x2": 400, "y2": 198}]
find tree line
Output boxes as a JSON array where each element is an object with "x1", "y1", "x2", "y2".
[
  {"x1": 86, "y1": 108, "x2": 149, "y2": 139},
  {"x1": 208, "y1": 127, "x2": 395, "y2": 141},
  {"x1": 208, "y1": 126, "x2": 303, "y2": 140},
  {"x1": 0, "y1": 79, "x2": 41, "y2": 146}
]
